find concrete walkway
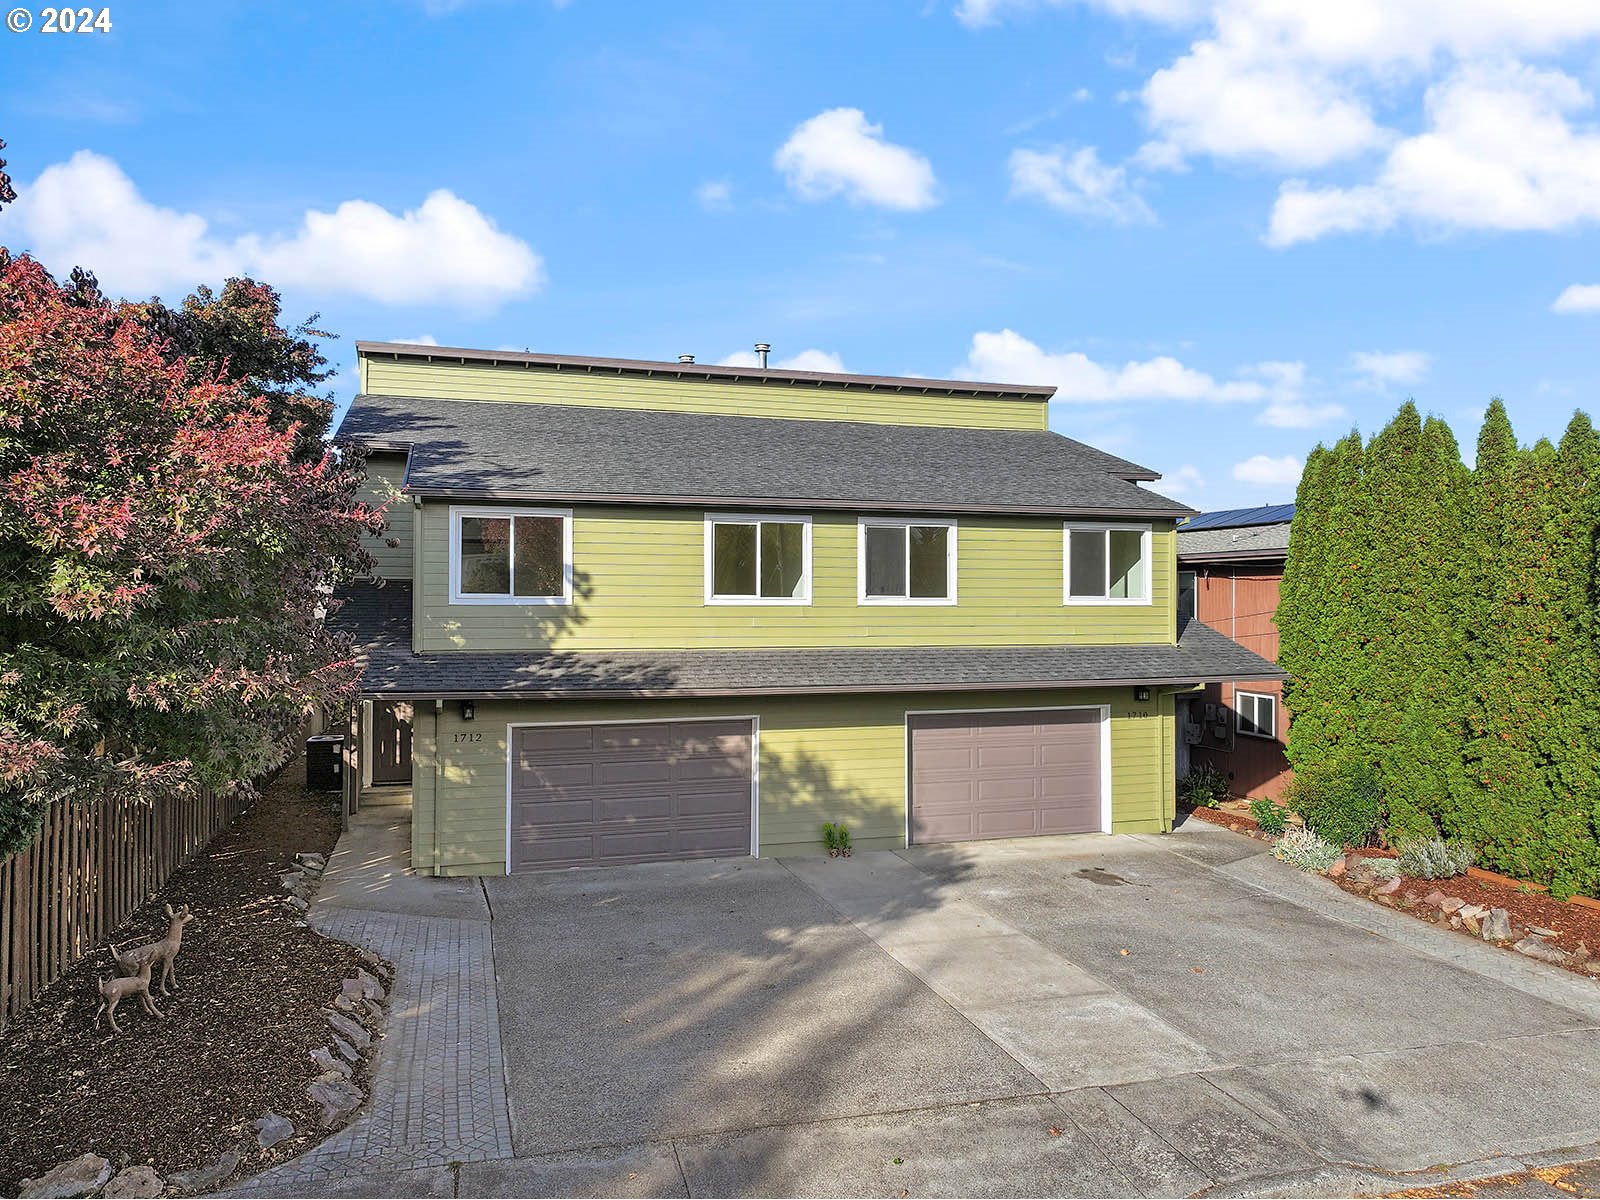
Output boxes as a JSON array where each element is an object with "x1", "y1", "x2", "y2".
[{"x1": 232, "y1": 814, "x2": 1600, "y2": 1198}]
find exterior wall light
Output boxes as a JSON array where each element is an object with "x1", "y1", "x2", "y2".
[
  {"x1": 460, "y1": 700, "x2": 475, "y2": 721},
  {"x1": 1133, "y1": 686, "x2": 1152, "y2": 702}
]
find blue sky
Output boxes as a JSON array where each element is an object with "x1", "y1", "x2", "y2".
[{"x1": 5, "y1": 0, "x2": 1600, "y2": 508}]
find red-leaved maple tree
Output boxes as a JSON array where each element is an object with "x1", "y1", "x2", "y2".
[{"x1": 0, "y1": 247, "x2": 381, "y2": 854}]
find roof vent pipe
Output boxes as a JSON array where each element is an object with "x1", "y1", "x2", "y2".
[
  {"x1": 678, "y1": 354, "x2": 695, "y2": 364},
  {"x1": 755, "y1": 342, "x2": 771, "y2": 369}
]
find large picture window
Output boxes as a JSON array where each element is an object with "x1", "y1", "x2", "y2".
[
  {"x1": 858, "y1": 519, "x2": 957, "y2": 604},
  {"x1": 705, "y1": 514, "x2": 812, "y2": 603},
  {"x1": 449, "y1": 506, "x2": 572, "y2": 604},
  {"x1": 1236, "y1": 690, "x2": 1277, "y2": 739},
  {"x1": 1064, "y1": 524, "x2": 1152, "y2": 604}
]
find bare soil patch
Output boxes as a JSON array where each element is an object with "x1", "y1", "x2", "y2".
[{"x1": 0, "y1": 756, "x2": 384, "y2": 1193}]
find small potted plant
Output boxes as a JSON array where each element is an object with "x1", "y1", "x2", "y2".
[{"x1": 822, "y1": 822, "x2": 853, "y2": 857}]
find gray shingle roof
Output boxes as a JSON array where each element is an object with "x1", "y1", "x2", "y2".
[
  {"x1": 1177, "y1": 522, "x2": 1292, "y2": 560},
  {"x1": 336, "y1": 394, "x2": 1191, "y2": 518},
  {"x1": 328, "y1": 583, "x2": 1283, "y2": 698}
]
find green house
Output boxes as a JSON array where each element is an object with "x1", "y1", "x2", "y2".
[{"x1": 332, "y1": 342, "x2": 1282, "y2": 875}]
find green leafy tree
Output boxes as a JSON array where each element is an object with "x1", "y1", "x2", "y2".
[{"x1": 0, "y1": 249, "x2": 380, "y2": 856}]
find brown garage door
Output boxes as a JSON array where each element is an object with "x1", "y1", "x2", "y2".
[
  {"x1": 509, "y1": 719, "x2": 753, "y2": 872},
  {"x1": 909, "y1": 709, "x2": 1104, "y2": 844}
]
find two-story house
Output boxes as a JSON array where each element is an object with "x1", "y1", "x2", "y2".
[
  {"x1": 1176, "y1": 505, "x2": 1293, "y2": 801},
  {"x1": 330, "y1": 342, "x2": 1283, "y2": 875}
]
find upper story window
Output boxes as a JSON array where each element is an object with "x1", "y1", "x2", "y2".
[
  {"x1": 858, "y1": 518, "x2": 957, "y2": 604},
  {"x1": 449, "y1": 506, "x2": 572, "y2": 605},
  {"x1": 1177, "y1": 569, "x2": 1197, "y2": 620},
  {"x1": 1064, "y1": 523, "x2": 1152, "y2": 605},
  {"x1": 1236, "y1": 690, "x2": 1276, "y2": 739},
  {"x1": 705, "y1": 514, "x2": 812, "y2": 604}
]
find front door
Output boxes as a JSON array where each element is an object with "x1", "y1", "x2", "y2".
[{"x1": 371, "y1": 700, "x2": 413, "y2": 786}]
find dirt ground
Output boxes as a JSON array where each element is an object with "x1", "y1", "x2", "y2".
[{"x1": 0, "y1": 756, "x2": 385, "y2": 1193}]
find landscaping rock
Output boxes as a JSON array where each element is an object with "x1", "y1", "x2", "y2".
[
  {"x1": 1374, "y1": 876, "x2": 1402, "y2": 895},
  {"x1": 332, "y1": 992, "x2": 356, "y2": 1012},
  {"x1": 253, "y1": 1111, "x2": 295, "y2": 1150},
  {"x1": 1397, "y1": 893, "x2": 1419, "y2": 910},
  {"x1": 1529, "y1": 925, "x2": 1559, "y2": 938},
  {"x1": 1327, "y1": 857, "x2": 1346, "y2": 878},
  {"x1": 1574, "y1": 942, "x2": 1591, "y2": 963},
  {"x1": 285, "y1": 894, "x2": 309, "y2": 912},
  {"x1": 1440, "y1": 896, "x2": 1466, "y2": 913},
  {"x1": 1462, "y1": 914, "x2": 1481, "y2": 935},
  {"x1": 1458, "y1": 903, "x2": 1487, "y2": 920},
  {"x1": 307, "y1": 1073, "x2": 364, "y2": 1127},
  {"x1": 361, "y1": 997, "x2": 385, "y2": 1022},
  {"x1": 101, "y1": 1165, "x2": 164, "y2": 1199},
  {"x1": 1483, "y1": 908, "x2": 1514, "y2": 941},
  {"x1": 354, "y1": 968, "x2": 386, "y2": 1002},
  {"x1": 296, "y1": 851, "x2": 327, "y2": 871},
  {"x1": 311, "y1": 1045, "x2": 352, "y2": 1079},
  {"x1": 168, "y1": 1145, "x2": 242, "y2": 1192},
  {"x1": 325, "y1": 1010, "x2": 370, "y2": 1049},
  {"x1": 18, "y1": 1153, "x2": 112, "y2": 1199},
  {"x1": 1423, "y1": 889, "x2": 1447, "y2": 907},
  {"x1": 1514, "y1": 936, "x2": 1572, "y2": 965},
  {"x1": 333, "y1": 1035, "x2": 358, "y2": 1062}
]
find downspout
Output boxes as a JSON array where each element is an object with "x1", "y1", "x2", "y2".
[{"x1": 433, "y1": 698, "x2": 443, "y2": 875}]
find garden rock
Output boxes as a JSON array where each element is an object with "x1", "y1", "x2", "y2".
[
  {"x1": 101, "y1": 1165, "x2": 164, "y2": 1199},
  {"x1": 325, "y1": 1010, "x2": 370, "y2": 1049},
  {"x1": 1461, "y1": 914, "x2": 1481, "y2": 935},
  {"x1": 311, "y1": 1045, "x2": 352, "y2": 1078},
  {"x1": 285, "y1": 895, "x2": 309, "y2": 912},
  {"x1": 18, "y1": 1153, "x2": 112, "y2": 1199},
  {"x1": 354, "y1": 968, "x2": 386, "y2": 1002},
  {"x1": 253, "y1": 1111, "x2": 295, "y2": 1149},
  {"x1": 1574, "y1": 942, "x2": 1591, "y2": 962},
  {"x1": 1327, "y1": 857, "x2": 1346, "y2": 878},
  {"x1": 1529, "y1": 925, "x2": 1559, "y2": 938},
  {"x1": 1458, "y1": 904, "x2": 1487, "y2": 920},
  {"x1": 1482, "y1": 908, "x2": 1513, "y2": 941},
  {"x1": 1514, "y1": 936, "x2": 1571, "y2": 965},
  {"x1": 296, "y1": 851, "x2": 327, "y2": 871},
  {"x1": 168, "y1": 1145, "x2": 242, "y2": 1192},
  {"x1": 1440, "y1": 896, "x2": 1465, "y2": 913},
  {"x1": 1374, "y1": 876, "x2": 1402, "y2": 895},
  {"x1": 333, "y1": 992, "x2": 356, "y2": 1012},
  {"x1": 307, "y1": 1073, "x2": 364, "y2": 1127},
  {"x1": 361, "y1": 998, "x2": 385, "y2": 1022},
  {"x1": 1423, "y1": 890, "x2": 1447, "y2": 907},
  {"x1": 333, "y1": 1035, "x2": 358, "y2": 1062}
]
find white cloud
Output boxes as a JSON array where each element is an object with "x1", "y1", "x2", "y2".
[
  {"x1": 1233, "y1": 453, "x2": 1303, "y2": 487},
  {"x1": 1157, "y1": 464, "x2": 1206, "y2": 495},
  {"x1": 957, "y1": 329, "x2": 1270, "y2": 403},
  {"x1": 774, "y1": 108, "x2": 938, "y2": 211},
  {"x1": 719, "y1": 348, "x2": 848, "y2": 373},
  {"x1": 0, "y1": 150, "x2": 542, "y2": 308},
  {"x1": 695, "y1": 179, "x2": 733, "y2": 212},
  {"x1": 1552, "y1": 283, "x2": 1600, "y2": 313},
  {"x1": 1350, "y1": 349, "x2": 1432, "y2": 386},
  {"x1": 1008, "y1": 146, "x2": 1155, "y2": 223},
  {"x1": 393, "y1": 334, "x2": 440, "y2": 346},
  {"x1": 1268, "y1": 63, "x2": 1600, "y2": 246}
]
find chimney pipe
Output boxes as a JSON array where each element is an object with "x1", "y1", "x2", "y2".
[
  {"x1": 755, "y1": 342, "x2": 771, "y2": 369},
  {"x1": 678, "y1": 354, "x2": 695, "y2": 364}
]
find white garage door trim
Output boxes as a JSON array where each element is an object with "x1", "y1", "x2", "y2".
[
  {"x1": 503, "y1": 714, "x2": 761, "y2": 874},
  {"x1": 902, "y1": 704, "x2": 1113, "y2": 844}
]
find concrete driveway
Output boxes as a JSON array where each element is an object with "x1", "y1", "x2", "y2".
[{"x1": 241, "y1": 816, "x2": 1600, "y2": 1198}]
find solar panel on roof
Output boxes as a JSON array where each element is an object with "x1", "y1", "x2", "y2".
[{"x1": 1179, "y1": 503, "x2": 1296, "y2": 531}]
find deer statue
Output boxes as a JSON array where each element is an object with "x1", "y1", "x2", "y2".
[
  {"x1": 114, "y1": 903, "x2": 197, "y2": 996},
  {"x1": 96, "y1": 958, "x2": 163, "y2": 1034}
]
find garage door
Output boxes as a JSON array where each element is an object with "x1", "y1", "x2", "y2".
[
  {"x1": 509, "y1": 719, "x2": 754, "y2": 871},
  {"x1": 909, "y1": 709, "x2": 1104, "y2": 844}
]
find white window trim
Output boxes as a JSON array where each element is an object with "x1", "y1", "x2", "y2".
[
  {"x1": 856, "y1": 517, "x2": 959, "y2": 606},
  {"x1": 1063, "y1": 522, "x2": 1154, "y2": 606},
  {"x1": 448, "y1": 504, "x2": 574, "y2": 606},
  {"x1": 703, "y1": 513, "x2": 814, "y2": 606},
  {"x1": 1177, "y1": 569, "x2": 1197, "y2": 621},
  {"x1": 1236, "y1": 690, "x2": 1277, "y2": 740}
]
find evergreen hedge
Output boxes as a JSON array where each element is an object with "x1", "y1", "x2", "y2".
[{"x1": 1279, "y1": 401, "x2": 1600, "y2": 899}]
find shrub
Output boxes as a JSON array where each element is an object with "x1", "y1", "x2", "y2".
[
  {"x1": 1273, "y1": 826, "x2": 1342, "y2": 873},
  {"x1": 1180, "y1": 765, "x2": 1229, "y2": 809},
  {"x1": 1367, "y1": 857, "x2": 1402, "y2": 881},
  {"x1": 821, "y1": 822, "x2": 853, "y2": 857},
  {"x1": 1249, "y1": 798, "x2": 1288, "y2": 837},
  {"x1": 1397, "y1": 837, "x2": 1476, "y2": 880},
  {"x1": 1286, "y1": 761, "x2": 1383, "y2": 848}
]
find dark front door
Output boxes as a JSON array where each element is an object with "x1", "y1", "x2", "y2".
[{"x1": 371, "y1": 700, "x2": 413, "y2": 786}]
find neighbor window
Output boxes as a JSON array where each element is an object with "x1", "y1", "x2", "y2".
[
  {"x1": 1178, "y1": 570, "x2": 1197, "y2": 620},
  {"x1": 1064, "y1": 524, "x2": 1151, "y2": 603},
  {"x1": 449, "y1": 506, "x2": 571, "y2": 604},
  {"x1": 859, "y1": 519, "x2": 956, "y2": 603},
  {"x1": 1236, "y1": 690, "x2": 1276, "y2": 739},
  {"x1": 706, "y1": 515, "x2": 811, "y2": 603}
]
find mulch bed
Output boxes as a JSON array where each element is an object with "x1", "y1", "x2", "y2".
[
  {"x1": 1185, "y1": 804, "x2": 1600, "y2": 982},
  {"x1": 0, "y1": 756, "x2": 386, "y2": 1194}
]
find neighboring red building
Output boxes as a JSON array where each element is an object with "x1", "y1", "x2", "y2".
[{"x1": 1176, "y1": 505, "x2": 1293, "y2": 802}]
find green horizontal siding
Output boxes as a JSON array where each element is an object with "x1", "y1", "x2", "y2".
[
  {"x1": 409, "y1": 688, "x2": 1176, "y2": 875},
  {"x1": 362, "y1": 358, "x2": 1047, "y2": 431},
  {"x1": 359, "y1": 453, "x2": 412, "y2": 580},
  {"x1": 414, "y1": 503, "x2": 1177, "y2": 651}
]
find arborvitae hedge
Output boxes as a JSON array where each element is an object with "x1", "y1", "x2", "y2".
[{"x1": 1280, "y1": 401, "x2": 1600, "y2": 899}]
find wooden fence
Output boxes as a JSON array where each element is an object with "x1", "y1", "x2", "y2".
[{"x1": 0, "y1": 787, "x2": 250, "y2": 1027}]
